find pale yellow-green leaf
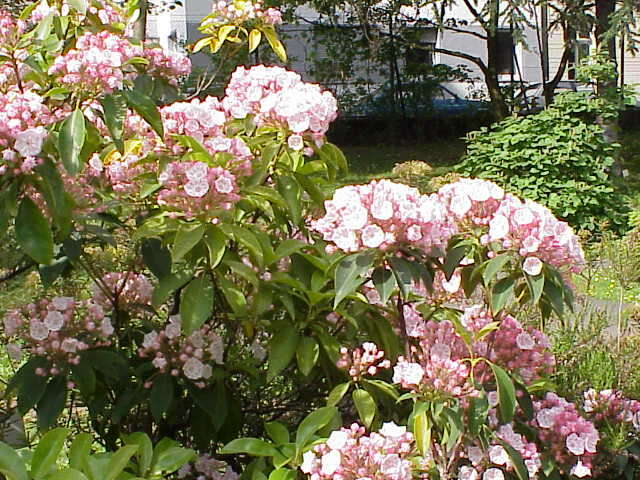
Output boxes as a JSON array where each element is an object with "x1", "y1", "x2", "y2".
[
  {"x1": 191, "y1": 36, "x2": 212, "y2": 53},
  {"x1": 249, "y1": 29, "x2": 262, "y2": 52}
]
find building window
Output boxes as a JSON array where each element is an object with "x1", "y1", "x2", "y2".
[
  {"x1": 406, "y1": 41, "x2": 435, "y2": 68},
  {"x1": 495, "y1": 30, "x2": 514, "y2": 75},
  {"x1": 568, "y1": 35, "x2": 590, "y2": 79}
]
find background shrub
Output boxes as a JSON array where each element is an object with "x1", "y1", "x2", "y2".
[{"x1": 458, "y1": 91, "x2": 629, "y2": 234}]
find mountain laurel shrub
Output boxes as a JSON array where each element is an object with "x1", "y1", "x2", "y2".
[{"x1": 459, "y1": 91, "x2": 629, "y2": 234}]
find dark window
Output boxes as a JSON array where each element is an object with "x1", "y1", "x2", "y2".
[
  {"x1": 495, "y1": 30, "x2": 514, "y2": 75},
  {"x1": 406, "y1": 42, "x2": 434, "y2": 68}
]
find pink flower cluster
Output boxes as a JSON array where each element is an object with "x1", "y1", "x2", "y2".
[
  {"x1": 92, "y1": 272, "x2": 153, "y2": 311},
  {"x1": 464, "y1": 308, "x2": 555, "y2": 383},
  {"x1": 459, "y1": 424, "x2": 541, "y2": 480},
  {"x1": 177, "y1": 454, "x2": 238, "y2": 480},
  {"x1": 223, "y1": 65, "x2": 338, "y2": 138},
  {"x1": 88, "y1": 152, "x2": 153, "y2": 194},
  {"x1": 486, "y1": 194, "x2": 585, "y2": 274},
  {"x1": 0, "y1": 90, "x2": 53, "y2": 175},
  {"x1": 583, "y1": 389, "x2": 640, "y2": 429},
  {"x1": 49, "y1": 31, "x2": 142, "y2": 94},
  {"x1": 300, "y1": 422, "x2": 416, "y2": 480},
  {"x1": 392, "y1": 306, "x2": 554, "y2": 395},
  {"x1": 336, "y1": 342, "x2": 391, "y2": 381},
  {"x1": 138, "y1": 315, "x2": 224, "y2": 388},
  {"x1": 312, "y1": 180, "x2": 454, "y2": 253},
  {"x1": 438, "y1": 178, "x2": 505, "y2": 227},
  {"x1": 157, "y1": 161, "x2": 239, "y2": 220},
  {"x1": 2, "y1": 297, "x2": 114, "y2": 375},
  {"x1": 206, "y1": 0, "x2": 282, "y2": 25},
  {"x1": 142, "y1": 46, "x2": 192, "y2": 85},
  {"x1": 314, "y1": 179, "x2": 585, "y2": 274},
  {"x1": 530, "y1": 392, "x2": 599, "y2": 478},
  {"x1": 393, "y1": 316, "x2": 473, "y2": 399}
]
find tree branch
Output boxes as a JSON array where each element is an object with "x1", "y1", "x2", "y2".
[
  {"x1": 432, "y1": 46, "x2": 488, "y2": 72},
  {"x1": 0, "y1": 259, "x2": 36, "y2": 283}
]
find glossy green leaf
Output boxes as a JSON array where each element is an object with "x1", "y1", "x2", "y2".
[
  {"x1": 58, "y1": 108, "x2": 86, "y2": 175},
  {"x1": 525, "y1": 271, "x2": 545, "y2": 304},
  {"x1": 36, "y1": 376, "x2": 67, "y2": 430},
  {"x1": 442, "y1": 244, "x2": 468, "y2": 281},
  {"x1": 491, "y1": 277, "x2": 515, "y2": 313},
  {"x1": 276, "y1": 175, "x2": 302, "y2": 225},
  {"x1": 412, "y1": 409, "x2": 431, "y2": 457},
  {"x1": 482, "y1": 253, "x2": 511, "y2": 286},
  {"x1": 46, "y1": 468, "x2": 89, "y2": 480},
  {"x1": 352, "y1": 389, "x2": 376, "y2": 428},
  {"x1": 31, "y1": 427, "x2": 69, "y2": 479},
  {"x1": 151, "y1": 446, "x2": 195, "y2": 475},
  {"x1": 203, "y1": 225, "x2": 227, "y2": 268},
  {"x1": 267, "y1": 327, "x2": 299, "y2": 381},
  {"x1": 150, "y1": 374, "x2": 174, "y2": 422},
  {"x1": 490, "y1": 363, "x2": 517, "y2": 424},
  {"x1": 371, "y1": 267, "x2": 397, "y2": 305},
  {"x1": 0, "y1": 441, "x2": 28, "y2": 480},
  {"x1": 498, "y1": 439, "x2": 530, "y2": 480},
  {"x1": 68, "y1": 0, "x2": 88, "y2": 14},
  {"x1": 334, "y1": 252, "x2": 374, "y2": 308},
  {"x1": 69, "y1": 433, "x2": 92, "y2": 470},
  {"x1": 262, "y1": 25, "x2": 287, "y2": 61},
  {"x1": 124, "y1": 433, "x2": 153, "y2": 476},
  {"x1": 268, "y1": 469, "x2": 296, "y2": 480},
  {"x1": 15, "y1": 197, "x2": 54, "y2": 265},
  {"x1": 141, "y1": 238, "x2": 171, "y2": 279},
  {"x1": 327, "y1": 382, "x2": 350, "y2": 407},
  {"x1": 152, "y1": 270, "x2": 193, "y2": 307},
  {"x1": 265, "y1": 422, "x2": 289, "y2": 445},
  {"x1": 125, "y1": 89, "x2": 164, "y2": 138},
  {"x1": 172, "y1": 223, "x2": 205, "y2": 261},
  {"x1": 180, "y1": 274, "x2": 214, "y2": 335},
  {"x1": 295, "y1": 406, "x2": 337, "y2": 451},
  {"x1": 105, "y1": 445, "x2": 138, "y2": 480},
  {"x1": 101, "y1": 92, "x2": 127, "y2": 152},
  {"x1": 220, "y1": 438, "x2": 278, "y2": 457},
  {"x1": 248, "y1": 28, "x2": 262, "y2": 52},
  {"x1": 468, "y1": 393, "x2": 489, "y2": 435},
  {"x1": 296, "y1": 337, "x2": 319, "y2": 376}
]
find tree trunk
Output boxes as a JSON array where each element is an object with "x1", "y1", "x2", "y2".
[
  {"x1": 133, "y1": 0, "x2": 148, "y2": 42},
  {"x1": 486, "y1": 0, "x2": 509, "y2": 120}
]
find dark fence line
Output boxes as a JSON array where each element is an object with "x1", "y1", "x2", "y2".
[{"x1": 328, "y1": 108, "x2": 640, "y2": 146}]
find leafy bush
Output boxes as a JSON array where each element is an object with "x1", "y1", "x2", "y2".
[{"x1": 459, "y1": 91, "x2": 629, "y2": 234}]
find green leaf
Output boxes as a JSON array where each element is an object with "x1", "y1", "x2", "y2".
[
  {"x1": 71, "y1": 361, "x2": 96, "y2": 396},
  {"x1": 267, "y1": 327, "x2": 299, "y2": 381},
  {"x1": 35, "y1": 158, "x2": 72, "y2": 236},
  {"x1": 105, "y1": 445, "x2": 138, "y2": 480},
  {"x1": 467, "y1": 393, "x2": 489, "y2": 435},
  {"x1": 220, "y1": 438, "x2": 278, "y2": 457},
  {"x1": 352, "y1": 389, "x2": 376, "y2": 428},
  {"x1": 371, "y1": 267, "x2": 396, "y2": 304},
  {"x1": 36, "y1": 376, "x2": 67, "y2": 430},
  {"x1": 248, "y1": 29, "x2": 262, "y2": 52},
  {"x1": 58, "y1": 109, "x2": 86, "y2": 175},
  {"x1": 151, "y1": 447, "x2": 195, "y2": 475},
  {"x1": 0, "y1": 441, "x2": 28, "y2": 480},
  {"x1": 124, "y1": 89, "x2": 164, "y2": 138},
  {"x1": 141, "y1": 238, "x2": 172, "y2": 279},
  {"x1": 46, "y1": 468, "x2": 89, "y2": 480},
  {"x1": 220, "y1": 225, "x2": 264, "y2": 269},
  {"x1": 15, "y1": 197, "x2": 54, "y2": 265},
  {"x1": 296, "y1": 337, "x2": 319, "y2": 376},
  {"x1": 277, "y1": 175, "x2": 302, "y2": 224},
  {"x1": 274, "y1": 239, "x2": 306, "y2": 260},
  {"x1": 498, "y1": 439, "x2": 530, "y2": 480},
  {"x1": 265, "y1": 422, "x2": 290, "y2": 445},
  {"x1": 150, "y1": 374, "x2": 174, "y2": 422},
  {"x1": 490, "y1": 363, "x2": 517, "y2": 424},
  {"x1": 491, "y1": 277, "x2": 515, "y2": 313},
  {"x1": 295, "y1": 407, "x2": 337, "y2": 451},
  {"x1": 442, "y1": 244, "x2": 468, "y2": 281},
  {"x1": 31, "y1": 427, "x2": 69, "y2": 479},
  {"x1": 124, "y1": 433, "x2": 153, "y2": 477},
  {"x1": 68, "y1": 0, "x2": 88, "y2": 14},
  {"x1": 101, "y1": 92, "x2": 127, "y2": 152},
  {"x1": 268, "y1": 469, "x2": 296, "y2": 480},
  {"x1": 482, "y1": 253, "x2": 511, "y2": 286},
  {"x1": 203, "y1": 226, "x2": 227, "y2": 269},
  {"x1": 152, "y1": 270, "x2": 193, "y2": 307},
  {"x1": 69, "y1": 433, "x2": 92, "y2": 471},
  {"x1": 327, "y1": 382, "x2": 350, "y2": 407},
  {"x1": 262, "y1": 26, "x2": 287, "y2": 62},
  {"x1": 172, "y1": 223, "x2": 205, "y2": 261},
  {"x1": 334, "y1": 253, "x2": 374, "y2": 308},
  {"x1": 525, "y1": 272, "x2": 545, "y2": 304},
  {"x1": 412, "y1": 408, "x2": 431, "y2": 457},
  {"x1": 180, "y1": 274, "x2": 214, "y2": 335}
]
